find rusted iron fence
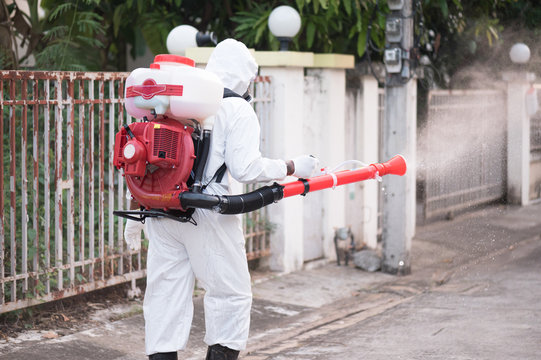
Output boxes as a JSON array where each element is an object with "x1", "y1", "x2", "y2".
[
  {"x1": 0, "y1": 71, "x2": 273, "y2": 314},
  {"x1": 0, "y1": 71, "x2": 142, "y2": 314}
]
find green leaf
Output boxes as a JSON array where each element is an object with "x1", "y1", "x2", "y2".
[
  {"x1": 357, "y1": 30, "x2": 367, "y2": 57},
  {"x1": 343, "y1": 0, "x2": 352, "y2": 16},
  {"x1": 48, "y1": 3, "x2": 73, "y2": 21},
  {"x1": 313, "y1": 0, "x2": 319, "y2": 14},
  {"x1": 75, "y1": 35, "x2": 104, "y2": 48},
  {"x1": 318, "y1": 0, "x2": 328, "y2": 10},
  {"x1": 113, "y1": 5, "x2": 124, "y2": 37},
  {"x1": 348, "y1": 25, "x2": 357, "y2": 39},
  {"x1": 42, "y1": 25, "x2": 68, "y2": 40},
  {"x1": 296, "y1": 0, "x2": 304, "y2": 13},
  {"x1": 439, "y1": 0, "x2": 449, "y2": 18},
  {"x1": 306, "y1": 21, "x2": 316, "y2": 48},
  {"x1": 254, "y1": 22, "x2": 266, "y2": 44},
  {"x1": 77, "y1": 18, "x2": 105, "y2": 34}
]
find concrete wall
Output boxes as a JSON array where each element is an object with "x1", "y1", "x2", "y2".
[{"x1": 345, "y1": 77, "x2": 380, "y2": 250}]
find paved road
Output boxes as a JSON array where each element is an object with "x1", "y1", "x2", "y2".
[
  {"x1": 245, "y1": 236, "x2": 541, "y2": 360},
  {"x1": 0, "y1": 202, "x2": 540, "y2": 359}
]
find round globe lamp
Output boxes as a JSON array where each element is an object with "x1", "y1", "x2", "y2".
[{"x1": 268, "y1": 6, "x2": 301, "y2": 51}]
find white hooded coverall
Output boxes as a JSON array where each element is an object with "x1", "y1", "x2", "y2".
[{"x1": 143, "y1": 39, "x2": 287, "y2": 355}]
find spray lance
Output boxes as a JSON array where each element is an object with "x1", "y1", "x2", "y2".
[
  {"x1": 112, "y1": 55, "x2": 407, "y2": 223},
  {"x1": 173, "y1": 155, "x2": 406, "y2": 215}
]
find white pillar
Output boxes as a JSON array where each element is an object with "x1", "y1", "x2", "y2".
[
  {"x1": 359, "y1": 76, "x2": 380, "y2": 249},
  {"x1": 503, "y1": 71, "x2": 534, "y2": 206},
  {"x1": 258, "y1": 52, "x2": 313, "y2": 272},
  {"x1": 305, "y1": 67, "x2": 347, "y2": 259}
]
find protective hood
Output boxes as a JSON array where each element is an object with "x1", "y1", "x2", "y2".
[{"x1": 205, "y1": 39, "x2": 258, "y2": 95}]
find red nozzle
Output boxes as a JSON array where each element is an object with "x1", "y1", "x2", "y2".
[
  {"x1": 371, "y1": 155, "x2": 407, "y2": 176},
  {"x1": 383, "y1": 154, "x2": 407, "y2": 176}
]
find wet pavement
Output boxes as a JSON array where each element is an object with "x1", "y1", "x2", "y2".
[{"x1": 0, "y1": 202, "x2": 540, "y2": 359}]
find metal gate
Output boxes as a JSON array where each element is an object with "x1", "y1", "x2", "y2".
[
  {"x1": 419, "y1": 89, "x2": 507, "y2": 220},
  {"x1": 0, "y1": 71, "x2": 273, "y2": 314},
  {"x1": 529, "y1": 84, "x2": 541, "y2": 201},
  {"x1": 0, "y1": 71, "x2": 142, "y2": 314}
]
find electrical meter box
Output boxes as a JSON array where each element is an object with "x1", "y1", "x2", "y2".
[
  {"x1": 384, "y1": 47, "x2": 402, "y2": 73},
  {"x1": 388, "y1": 0, "x2": 404, "y2": 10},
  {"x1": 385, "y1": 17, "x2": 402, "y2": 43}
]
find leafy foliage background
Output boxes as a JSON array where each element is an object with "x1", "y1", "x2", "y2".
[{"x1": 2, "y1": 0, "x2": 541, "y2": 87}]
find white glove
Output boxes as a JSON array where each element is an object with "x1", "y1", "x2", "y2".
[
  {"x1": 124, "y1": 219, "x2": 145, "y2": 251},
  {"x1": 292, "y1": 155, "x2": 320, "y2": 178}
]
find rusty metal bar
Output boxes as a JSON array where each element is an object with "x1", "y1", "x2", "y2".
[
  {"x1": 44, "y1": 79, "x2": 51, "y2": 295},
  {"x1": 0, "y1": 78, "x2": 4, "y2": 305},
  {"x1": 54, "y1": 77, "x2": 64, "y2": 290},
  {"x1": 21, "y1": 79, "x2": 29, "y2": 295},
  {"x1": 117, "y1": 80, "x2": 125, "y2": 275},
  {"x1": 88, "y1": 80, "x2": 96, "y2": 281},
  {"x1": 78, "y1": 80, "x2": 85, "y2": 270},
  {"x1": 108, "y1": 80, "x2": 115, "y2": 277},
  {"x1": 89, "y1": 79, "x2": 95, "y2": 283},
  {"x1": 32, "y1": 79, "x2": 39, "y2": 296},
  {"x1": 67, "y1": 78, "x2": 75, "y2": 287},
  {"x1": 10, "y1": 79, "x2": 17, "y2": 302},
  {"x1": 99, "y1": 80, "x2": 105, "y2": 281}
]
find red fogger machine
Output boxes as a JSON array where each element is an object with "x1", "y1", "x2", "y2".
[{"x1": 113, "y1": 55, "x2": 407, "y2": 223}]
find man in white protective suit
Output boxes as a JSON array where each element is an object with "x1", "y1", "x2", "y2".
[{"x1": 124, "y1": 38, "x2": 319, "y2": 360}]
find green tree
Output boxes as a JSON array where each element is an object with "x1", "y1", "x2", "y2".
[{"x1": 2, "y1": 0, "x2": 541, "y2": 85}]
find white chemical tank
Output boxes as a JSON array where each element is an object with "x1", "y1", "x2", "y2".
[{"x1": 125, "y1": 54, "x2": 223, "y2": 123}]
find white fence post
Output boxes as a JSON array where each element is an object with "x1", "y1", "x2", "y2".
[
  {"x1": 503, "y1": 71, "x2": 535, "y2": 205},
  {"x1": 306, "y1": 55, "x2": 354, "y2": 261},
  {"x1": 257, "y1": 52, "x2": 313, "y2": 272},
  {"x1": 359, "y1": 76, "x2": 380, "y2": 249}
]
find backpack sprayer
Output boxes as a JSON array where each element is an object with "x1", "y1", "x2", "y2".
[{"x1": 113, "y1": 54, "x2": 407, "y2": 224}]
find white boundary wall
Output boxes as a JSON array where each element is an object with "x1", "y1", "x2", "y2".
[{"x1": 187, "y1": 48, "x2": 381, "y2": 273}]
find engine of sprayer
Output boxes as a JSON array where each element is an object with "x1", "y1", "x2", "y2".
[{"x1": 113, "y1": 54, "x2": 224, "y2": 211}]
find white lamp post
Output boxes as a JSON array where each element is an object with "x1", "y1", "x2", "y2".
[
  {"x1": 167, "y1": 25, "x2": 217, "y2": 56},
  {"x1": 509, "y1": 42, "x2": 531, "y2": 64},
  {"x1": 268, "y1": 5, "x2": 301, "y2": 51}
]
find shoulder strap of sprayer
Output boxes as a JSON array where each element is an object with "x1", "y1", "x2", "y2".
[
  {"x1": 223, "y1": 88, "x2": 252, "y2": 102},
  {"x1": 190, "y1": 88, "x2": 250, "y2": 191}
]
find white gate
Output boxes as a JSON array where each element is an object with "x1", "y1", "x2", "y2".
[{"x1": 419, "y1": 89, "x2": 507, "y2": 220}]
